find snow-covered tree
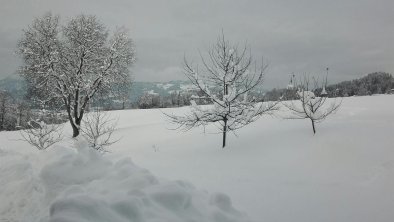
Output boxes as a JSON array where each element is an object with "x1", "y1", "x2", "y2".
[
  {"x1": 283, "y1": 75, "x2": 341, "y2": 134},
  {"x1": 17, "y1": 13, "x2": 135, "y2": 137},
  {"x1": 167, "y1": 34, "x2": 277, "y2": 148}
]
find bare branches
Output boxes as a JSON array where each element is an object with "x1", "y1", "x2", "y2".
[
  {"x1": 283, "y1": 75, "x2": 341, "y2": 134},
  {"x1": 20, "y1": 120, "x2": 63, "y2": 150},
  {"x1": 80, "y1": 110, "x2": 119, "y2": 152},
  {"x1": 167, "y1": 33, "x2": 276, "y2": 148}
]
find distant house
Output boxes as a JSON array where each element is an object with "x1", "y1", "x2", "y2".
[{"x1": 389, "y1": 89, "x2": 394, "y2": 94}]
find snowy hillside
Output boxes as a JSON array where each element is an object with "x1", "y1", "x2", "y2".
[{"x1": 1, "y1": 95, "x2": 394, "y2": 222}]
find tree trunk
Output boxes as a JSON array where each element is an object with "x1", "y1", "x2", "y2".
[
  {"x1": 71, "y1": 122, "x2": 80, "y2": 137},
  {"x1": 69, "y1": 116, "x2": 83, "y2": 137},
  {"x1": 66, "y1": 105, "x2": 80, "y2": 138},
  {"x1": 0, "y1": 114, "x2": 4, "y2": 130},
  {"x1": 311, "y1": 119, "x2": 316, "y2": 134},
  {"x1": 72, "y1": 110, "x2": 85, "y2": 137},
  {"x1": 222, "y1": 119, "x2": 227, "y2": 148},
  {"x1": 65, "y1": 102, "x2": 82, "y2": 138},
  {"x1": 0, "y1": 101, "x2": 5, "y2": 130}
]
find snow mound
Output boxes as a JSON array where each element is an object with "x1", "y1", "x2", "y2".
[{"x1": 0, "y1": 139, "x2": 250, "y2": 222}]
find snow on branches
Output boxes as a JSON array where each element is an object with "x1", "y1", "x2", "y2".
[
  {"x1": 283, "y1": 75, "x2": 341, "y2": 134},
  {"x1": 167, "y1": 34, "x2": 277, "y2": 148},
  {"x1": 80, "y1": 110, "x2": 119, "y2": 152},
  {"x1": 17, "y1": 13, "x2": 136, "y2": 137}
]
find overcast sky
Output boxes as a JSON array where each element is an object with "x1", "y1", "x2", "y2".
[{"x1": 0, "y1": 0, "x2": 393, "y2": 88}]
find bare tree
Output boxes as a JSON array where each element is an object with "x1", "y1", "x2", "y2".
[
  {"x1": 283, "y1": 75, "x2": 341, "y2": 134},
  {"x1": 166, "y1": 34, "x2": 277, "y2": 148},
  {"x1": 20, "y1": 120, "x2": 63, "y2": 150},
  {"x1": 80, "y1": 110, "x2": 119, "y2": 152},
  {"x1": 17, "y1": 13, "x2": 135, "y2": 137}
]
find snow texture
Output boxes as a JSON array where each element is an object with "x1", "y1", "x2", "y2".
[{"x1": 0, "y1": 139, "x2": 249, "y2": 222}]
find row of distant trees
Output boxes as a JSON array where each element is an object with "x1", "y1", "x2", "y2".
[
  {"x1": 264, "y1": 72, "x2": 394, "y2": 101},
  {"x1": 137, "y1": 71, "x2": 394, "y2": 109},
  {"x1": 326, "y1": 72, "x2": 393, "y2": 97}
]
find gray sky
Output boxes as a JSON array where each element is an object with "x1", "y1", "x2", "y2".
[{"x1": 0, "y1": 0, "x2": 393, "y2": 89}]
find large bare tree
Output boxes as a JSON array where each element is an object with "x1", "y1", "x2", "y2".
[
  {"x1": 167, "y1": 34, "x2": 277, "y2": 148},
  {"x1": 17, "y1": 13, "x2": 135, "y2": 137}
]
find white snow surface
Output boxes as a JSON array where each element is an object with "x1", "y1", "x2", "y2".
[
  {"x1": 0, "y1": 139, "x2": 248, "y2": 222},
  {"x1": 1, "y1": 95, "x2": 394, "y2": 222}
]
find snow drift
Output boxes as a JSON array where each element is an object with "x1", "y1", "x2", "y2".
[{"x1": 0, "y1": 139, "x2": 250, "y2": 222}]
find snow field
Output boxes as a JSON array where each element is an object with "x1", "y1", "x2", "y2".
[
  {"x1": 0, "y1": 94, "x2": 393, "y2": 222},
  {"x1": 108, "y1": 95, "x2": 394, "y2": 222}
]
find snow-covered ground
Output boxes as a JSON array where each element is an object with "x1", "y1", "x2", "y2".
[{"x1": 1, "y1": 95, "x2": 394, "y2": 222}]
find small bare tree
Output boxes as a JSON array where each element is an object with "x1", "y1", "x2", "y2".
[
  {"x1": 283, "y1": 75, "x2": 341, "y2": 134},
  {"x1": 166, "y1": 34, "x2": 277, "y2": 148},
  {"x1": 21, "y1": 120, "x2": 63, "y2": 150},
  {"x1": 80, "y1": 110, "x2": 119, "y2": 152}
]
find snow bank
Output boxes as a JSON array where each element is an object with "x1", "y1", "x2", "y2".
[{"x1": 0, "y1": 139, "x2": 250, "y2": 222}]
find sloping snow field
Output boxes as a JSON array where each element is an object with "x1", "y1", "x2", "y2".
[{"x1": 1, "y1": 95, "x2": 393, "y2": 222}]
